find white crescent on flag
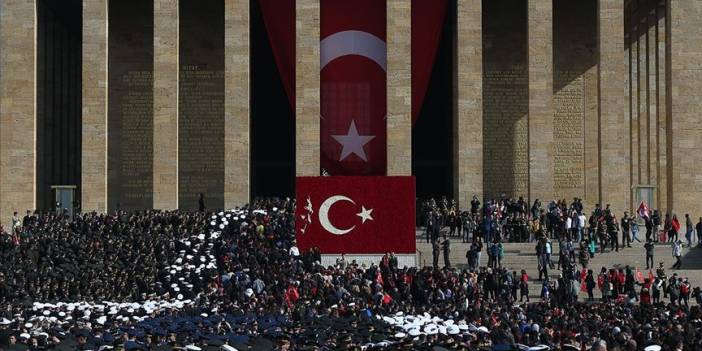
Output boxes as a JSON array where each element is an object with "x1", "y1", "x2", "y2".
[
  {"x1": 318, "y1": 195, "x2": 357, "y2": 235},
  {"x1": 320, "y1": 30, "x2": 387, "y2": 71}
]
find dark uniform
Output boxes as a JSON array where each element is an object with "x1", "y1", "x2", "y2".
[{"x1": 442, "y1": 237, "x2": 451, "y2": 268}]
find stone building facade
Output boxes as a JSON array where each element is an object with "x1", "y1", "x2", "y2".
[{"x1": 0, "y1": 0, "x2": 700, "y2": 222}]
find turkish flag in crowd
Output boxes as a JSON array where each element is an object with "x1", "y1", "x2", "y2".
[
  {"x1": 637, "y1": 201, "x2": 651, "y2": 219},
  {"x1": 295, "y1": 176, "x2": 416, "y2": 254}
]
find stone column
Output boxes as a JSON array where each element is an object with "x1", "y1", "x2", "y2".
[
  {"x1": 647, "y1": 8, "x2": 657, "y2": 188},
  {"x1": 455, "y1": 0, "x2": 483, "y2": 205},
  {"x1": 638, "y1": 15, "x2": 648, "y2": 185},
  {"x1": 598, "y1": 0, "x2": 629, "y2": 213},
  {"x1": 0, "y1": 0, "x2": 36, "y2": 219},
  {"x1": 82, "y1": 0, "x2": 108, "y2": 213},
  {"x1": 295, "y1": 0, "x2": 320, "y2": 177},
  {"x1": 224, "y1": 0, "x2": 249, "y2": 207},
  {"x1": 153, "y1": 0, "x2": 178, "y2": 210},
  {"x1": 630, "y1": 19, "x2": 639, "y2": 195},
  {"x1": 670, "y1": 0, "x2": 702, "y2": 221},
  {"x1": 386, "y1": 0, "x2": 411, "y2": 176},
  {"x1": 656, "y1": 1, "x2": 668, "y2": 212},
  {"x1": 528, "y1": 0, "x2": 554, "y2": 203}
]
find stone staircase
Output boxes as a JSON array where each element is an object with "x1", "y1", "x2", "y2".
[{"x1": 415, "y1": 229, "x2": 702, "y2": 299}]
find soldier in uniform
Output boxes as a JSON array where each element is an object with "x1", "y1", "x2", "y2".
[
  {"x1": 606, "y1": 211, "x2": 619, "y2": 252},
  {"x1": 597, "y1": 216, "x2": 607, "y2": 253},
  {"x1": 621, "y1": 212, "x2": 631, "y2": 248},
  {"x1": 441, "y1": 234, "x2": 451, "y2": 268},
  {"x1": 657, "y1": 262, "x2": 668, "y2": 298},
  {"x1": 432, "y1": 239, "x2": 440, "y2": 268}
]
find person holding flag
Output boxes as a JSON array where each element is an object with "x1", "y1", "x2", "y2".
[
  {"x1": 637, "y1": 201, "x2": 651, "y2": 219},
  {"x1": 638, "y1": 201, "x2": 653, "y2": 241}
]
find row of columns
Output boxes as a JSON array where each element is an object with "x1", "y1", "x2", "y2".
[
  {"x1": 0, "y1": 0, "x2": 701, "y2": 220},
  {"x1": 81, "y1": 0, "x2": 250, "y2": 212},
  {"x1": 447, "y1": 0, "x2": 630, "y2": 211},
  {"x1": 625, "y1": 0, "x2": 670, "y2": 213}
]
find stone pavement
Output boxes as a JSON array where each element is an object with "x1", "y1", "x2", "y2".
[{"x1": 415, "y1": 229, "x2": 702, "y2": 300}]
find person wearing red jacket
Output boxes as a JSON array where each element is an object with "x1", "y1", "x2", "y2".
[
  {"x1": 519, "y1": 270, "x2": 529, "y2": 302},
  {"x1": 640, "y1": 278, "x2": 652, "y2": 304},
  {"x1": 284, "y1": 283, "x2": 299, "y2": 309}
]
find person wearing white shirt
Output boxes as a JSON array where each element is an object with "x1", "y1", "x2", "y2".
[
  {"x1": 289, "y1": 246, "x2": 300, "y2": 257},
  {"x1": 577, "y1": 212, "x2": 587, "y2": 243}
]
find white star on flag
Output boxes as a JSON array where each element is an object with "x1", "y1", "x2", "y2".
[
  {"x1": 356, "y1": 206, "x2": 373, "y2": 224},
  {"x1": 331, "y1": 120, "x2": 375, "y2": 162}
]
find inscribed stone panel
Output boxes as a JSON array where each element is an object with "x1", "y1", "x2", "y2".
[
  {"x1": 107, "y1": 0, "x2": 154, "y2": 210},
  {"x1": 178, "y1": 0, "x2": 225, "y2": 210},
  {"x1": 482, "y1": 0, "x2": 528, "y2": 199}
]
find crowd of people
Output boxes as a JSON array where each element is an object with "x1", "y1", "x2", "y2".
[
  {"x1": 420, "y1": 196, "x2": 702, "y2": 247},
  {"x1": 0, "y1": 198, "x2": 700, "y2": 350},
  {"x1": 422, "y1": 196, "x2": 701, "y2": 273}
]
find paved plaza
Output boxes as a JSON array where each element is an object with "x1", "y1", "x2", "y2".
[{"x1": 415, "y1": 229, "x2": 702, "y2": 300}]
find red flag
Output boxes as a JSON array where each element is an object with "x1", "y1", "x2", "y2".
[
  {"x1": 648, "y1": 270, "x2": 655, "y2": 282},
  {"x1": 258, "y1": 0, "x2": 446, "y2": 126},
  {"x1": 672, "y1": 217, "x2": 681, "y2": 233},
  {"x1": 376, "y1": 270, "x2": 384, "y2": 286},
  {"x1": 295, "y1": 176, "x2": 416, "y2": 254},
  {"x1": 636, "y1": 270, "x2": 644, "y2": 284},
  {"x1": 320, "y1": 0, "x2": 387, "y2": 175},
  {"x1": 637, "y1": 201, "x2": 651, "y2": 219},
  {"x1": 412, "y1": 0, "x2": 447, "y2": 124},
  {"x1": 382, "y1": 292, "x2": 393, "y2": 305}
]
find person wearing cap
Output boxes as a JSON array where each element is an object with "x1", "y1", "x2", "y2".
[
  {"x1": 432, "y1": 239, "x2": 440, "y2": 268},
  {"x1": 76, "y1": 329, "x2": 96, "y2": 350},
  {"x1": 621, "y1": 212, "x2": 631, "y2": 248},
  {"x1": 656, "y1": 262, "x2": 668, "y2": 298},
  {"x1": 441, "y1": 234, "x2": 451, "y2": 268}
]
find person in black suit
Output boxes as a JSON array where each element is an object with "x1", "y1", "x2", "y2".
[{"x1": 198, "y1": 193, "x2": 206, "y2": 212}]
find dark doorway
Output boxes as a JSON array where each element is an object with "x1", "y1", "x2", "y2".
[
  {"x1": 412, "y1": 1, "x2": 455, "y2": 200},
  {"x1": 36, "y1": 0, "x2": 82, "y2": 212},
  {"x1": 250, "y1": 0, "x2": 295, "y2": 199}
]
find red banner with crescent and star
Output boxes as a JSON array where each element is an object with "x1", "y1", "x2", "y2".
[{"x1": 295, "y1": 176, "x2": 416, "y2": 254}]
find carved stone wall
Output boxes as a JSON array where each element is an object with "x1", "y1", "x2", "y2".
[
  {"x1": 482, "y1": 0, "x2": 529, "y2": 199},
  {"x1": 107, "y1": 0, "x2": 154, "y2": 211},
  {"x1": 178, "y1": 0, "x2": 225, "y2": 210},
  {"x1": 553, "y1": 0, "x2": 597, "y2": 204}
]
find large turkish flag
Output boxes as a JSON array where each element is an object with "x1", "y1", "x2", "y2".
[
  {"x1": 320, "y1": 0, "x2": 386, "y2": 176},
  {"x1": 295, "y1": 176, "x2": 416, "y2": 254}
]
